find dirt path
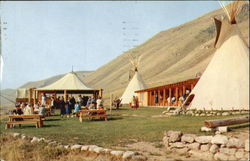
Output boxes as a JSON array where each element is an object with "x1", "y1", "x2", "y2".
[{"x1": 113, "y1": 128, "x2": 249, "y2": 161}]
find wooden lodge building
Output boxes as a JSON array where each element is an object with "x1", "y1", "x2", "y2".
[{"x1": 135, "y1": 78, "x2": 199, "y2": 107}]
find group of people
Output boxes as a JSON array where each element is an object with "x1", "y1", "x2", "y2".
[
  {"x1": 42, "y1": 94, "x2": 104, "y2": 117},
  {"x1": 130, "y1": 96, "x2": 139, "y2": 109},
  {"x1": 112, "y1": 97, "x2": 122, "y2": 109},
  {"x1": 12, "y1": 102, "x2": 46, "y2": 117},
  {"x1": 13, "y1": 94, "x2": 105, "y2": 118},
  {"x1": 154, "y1": 90, "x2": 190, "y2": 106}
]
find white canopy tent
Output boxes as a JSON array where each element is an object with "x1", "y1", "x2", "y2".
[
  {"x1": 36, "y1": 72, "x2": 102, "y2": 102},
  {"x1": 37, "y1": 72, "x2": 90, "y2": 91}
]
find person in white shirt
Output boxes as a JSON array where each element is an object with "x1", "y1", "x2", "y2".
[
  {"x1": 23, "y1": 104, "x2": 33, "y2": 115},
  {"x1": 41, "y1": 94, "x2": 46, "y2": 105},
  {"x1": 96, "y1": 96, "x2": 103, "y2": 109}
]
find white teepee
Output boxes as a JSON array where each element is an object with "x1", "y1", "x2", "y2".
[
  {"x1": 121, "y1": 55, "x2": 147, "y2": 104},
  {"x1": 183, "y1": 1, "x2": 249, "y2": 110}
]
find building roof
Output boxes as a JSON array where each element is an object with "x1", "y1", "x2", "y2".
[
  {"x1": 135, "y1": 78, "x2": 199, "y2": 93},
  {"x1": 36, "y1": 72, "x2": 97, "y2": 91}
]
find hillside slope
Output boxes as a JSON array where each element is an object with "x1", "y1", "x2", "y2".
[
  {"x1": 1, "y1": 3, "x2": 249, "y2": 107},
  {"x1": 83, "y1": 3, "x2": 249, "y2": 100}
]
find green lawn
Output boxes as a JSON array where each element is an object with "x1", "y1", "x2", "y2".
[{"x1": 0, "y1": 107, "x2": 248, "y2": 147}]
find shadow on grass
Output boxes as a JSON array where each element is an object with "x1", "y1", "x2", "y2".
[
  {"x1": 229, "y1": 123, "x2": 250, "y2": 130},
  {"x1": 82, "y1": 117, "x2": 123, "y2": 122},
  {"x1": 6, "y1": 124, "x2": 60, "y2": 129},
  {"x1": 110, "y1": 108, "x2": 130, "y2": 111},
  {"x1": 45, "y1": 119, "x2": 61, "y2": 121},
  {"x1": 42, "y1": 124, "x2": 60, "y2": 128},
  {"x1": 107, "y1": 117, "x2": 123, "y2": 121}
]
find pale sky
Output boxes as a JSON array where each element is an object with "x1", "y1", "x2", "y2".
[{"x1": 1, "y1": 1, "x2": 223, "y2": 89}]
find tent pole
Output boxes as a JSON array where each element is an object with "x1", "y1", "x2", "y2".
[
  {"x1": 64, "y1": 90, "x2": 67, "y2": 101},
  {"x1": 163, "y1": 89, "x2": 166, "y2": 106}
]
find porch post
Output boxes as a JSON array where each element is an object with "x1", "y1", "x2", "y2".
[
  {"x1": 64, "y1": 90, "x2": 67, "y2": 101},
  {"x1": 169, "y1": 88, "x2": 172, "y2": 106},
  {"x1": 158, "y1": 89, "x2": 161, "y2": 106},
  {"x1": 175, "y1": 87, "x2": 178, "y2": 106},
  {"x1": 148, "y1": 91, "x2": 151, "y2": 106},
  {"x1": 153, "y1": 90, "x2": 156, "y2": 106},
  {"x1": 163, "y1": 88, "x2": 166, "y2": 106}
]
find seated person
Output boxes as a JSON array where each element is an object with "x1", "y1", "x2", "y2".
[
  {"x1": 23, "y1": 104, "x2": 33, "y2": 115},
  {"x1": 88, "y1": 102, "x2": 97, "y2": 110},
  {"x1": 97, "y1": 105, "x2": 105, "y2": 116},
  {"x1": 88, "y1": 102, "x2": 97, "y2": 115},
  {"x1": 13, "y1": 105, "x2": 23, "y2": 115},
  {"x1": 12, "y1": 105, "x2": 24, "y2": 121},
  {"x1": 38, "y1": 105, "x2": 46, "y2": 117}
]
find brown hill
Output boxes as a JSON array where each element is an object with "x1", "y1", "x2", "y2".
[
  {"x1": 1, "y1": 3, "x2": 249, "y2": 107},
  {"x1": 83, "y1": 3, "x2": 249, "y2": 101}
]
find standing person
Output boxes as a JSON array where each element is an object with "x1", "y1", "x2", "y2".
[
  {"x1": 60, "y1": 97, "x2": 66, "y2": 117},
  {"x1": 91, "y1": 96, "x2": 96, "y2": 104},
  {"x1": 131, "y1": 96, "x2": 136, "y2": 109},
  {"x1": 96, "y1": 96, "x2": 103, "y2": 109},
  {"x1": 135, "y1": 96, "x2": 139, "y2": 110},
  {"x1": 41, "y1": 93, "x2": 46, "y2": 105},
  {"x1": 86, "y1": 96, "x2": 92, "y2": 108},
  {"x1": 50, "y1": 97, "x2": 56, "y2": 115},
  {"x1": 155, "y1": 93, "x2": 159, "y2": 106},
  {"x1": 69, "y1": 96, "x2": 76, "y2": 114},
  {"x1": 83, "y1": 96, "x2": 88, "y2": 106},
  {"x1": 78, "y1": 95, "x2": 83, "y2": 106},
  {"x1": 114, "y1": 97, "x2": 122, "y2": 110},
  {"x1": 56, "y1": 96, "x2": 61, "y2": 109},
  {"x1": 73, "y1": 102, "x2": 81, "y2": 117},
  {"x1": 65, "y1": 99, "x2": 70, "y2": 118}
]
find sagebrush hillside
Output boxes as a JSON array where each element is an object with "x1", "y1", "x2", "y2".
[
  {"x1": 1, "y1": 3, "x2": 249, "y2": 107},
  {"x1": 83, "y1": 3, "x2": 249, "y2": 101}
]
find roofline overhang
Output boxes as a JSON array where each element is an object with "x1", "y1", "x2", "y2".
[
  {"x1": 135, "y1": 78, "x2": 199, "y2": 93},
  {"x1": 35, "y1": 89, "x2": 102, "y2": 91}
]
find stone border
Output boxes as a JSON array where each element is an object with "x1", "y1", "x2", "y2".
[
  {"x1": 163, "y1": 130, "x2": 249, "y2": 161},
  {"x1": 2, "y1": 132, "x2": 147, "y2": 161},
  {"x1": 162, "y1": 108, "x2": 250, "y2": 117}
]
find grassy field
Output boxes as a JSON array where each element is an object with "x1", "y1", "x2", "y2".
[{"x1": 0, "y1": 107, "x2": 249, "y2": 148}]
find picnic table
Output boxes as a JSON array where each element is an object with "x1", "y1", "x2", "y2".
[
  {"x1": 6, "y1": 114, "x2": 44, "y2": 129},
  {"x1": 79, "y1": 109, "x2": 107, "y2": 122}
]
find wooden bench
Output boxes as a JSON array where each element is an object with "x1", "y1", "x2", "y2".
[
  {"x1": 79, "y1": 110, "x2": 107, "y2": 122},
  {"x1": 6, "y1": 115, "x2": 44, "y2": 129}
]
